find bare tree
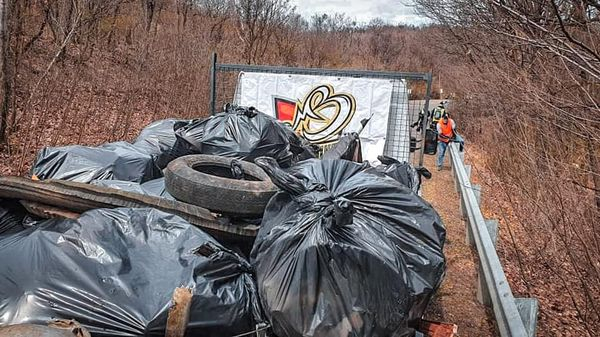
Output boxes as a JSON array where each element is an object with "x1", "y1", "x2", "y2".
[
  {"x1": 415, "y1": 0, "x2": 600, "y2": 335},
  {"x1": 233, "y1": 0, "x2": 295, "y2": 64}
]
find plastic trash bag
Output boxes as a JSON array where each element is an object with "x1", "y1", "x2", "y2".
[
  {"x1": 31, "y1": 142, "x2": 160, "y2": 183},
  {"x1": 91, "y1": 177, "x2": 174, "y2": 200},
  {"x1": 374, "y1": 155, "x2": 428, "y2": 194},
  {"x1": 252, "y1": 158, "x2": 446, "y2": 337},
  {"x1": 321, "y1": 132, "x2": 362, "y2": 162},
  {"x1": 0, "y1": 200, "x2": 28, "y2": 236},
  {"x1": 133, "y1": 119, "x2": 190, "y2": 169},
  {"x1": 0, "y1": 208, "x2": 264, "y2": 337},
  {"x1": 170, "y1": 105, "x2": 315, "y2": 167}
]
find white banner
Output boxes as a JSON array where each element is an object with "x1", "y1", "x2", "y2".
[{"x1": 236, "y1": 72, "x2": 399, "y2": 163}]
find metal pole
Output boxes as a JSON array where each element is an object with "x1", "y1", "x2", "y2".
[
  {"x1": 209, "y1": 52, "x2": 217, "y2": 115},
  {"x1": 419, "y1": 72, "x2": 433, "y2": 166}
]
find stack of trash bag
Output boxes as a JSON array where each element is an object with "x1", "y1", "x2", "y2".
[
  {"x1": 252, "y1": 158, "x2": 446, "y2": 337},
  {"x1": 375, "y1": 155, "x2": 431, "y2": 194},
  {"x1": 0, "y1": 208, "x2": 264, "y2": 336},
  {"x1": 31, "y1": 107, "x2": 315, "y2": 185},
  {"x1": 31, "y1": 119, "x2": 187, "y2": 184},
  {"x1": 91, "y1": 178, "x2": 174, "y2": 200},
  {"x1": 31, "y1": 141, "x2": 160, "y2": 183},
  {"x1": 168, "y1": 105, "x2": 315, "y2": 168},
  {"x1": 133, "y1": 119, "x2": 190, "y2": 169}
]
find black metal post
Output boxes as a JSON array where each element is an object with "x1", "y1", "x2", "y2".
[
  {"x1": 419, "y1": 72, "x2": 433, "y2": 166},
  {"x1": 209, "y1": 52, "x2": 217, "y2": 115}
]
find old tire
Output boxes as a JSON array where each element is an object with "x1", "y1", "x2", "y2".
[{"x1": 164, "y1": 155, "x2": 277, "y2": 216}]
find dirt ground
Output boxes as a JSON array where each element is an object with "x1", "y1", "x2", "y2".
[{"x1": 421, "y1": 153, "x2": 497, "y2": 337}]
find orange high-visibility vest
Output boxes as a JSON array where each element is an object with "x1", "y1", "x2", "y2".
[{"x1": 438, "y1": 119, "x2": 454, "y2": 143}]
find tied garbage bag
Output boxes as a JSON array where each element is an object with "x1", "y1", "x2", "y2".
[
  {"x1": 252, "y1": 158, "x2": 446, "y2": 337},
  {"x1": 0, "y1": 208, "x2": 264, "y2": 337},
  {"x1": 133, "y1": 119, "x2": 190, "y2": 169},
  {"x1": 32, "y1": 142, "x2": 160, "y2": 183},
  {"x1": 374, "y1": 155, "x2": 429, "y2": 194},
  {"x1": 170, "y1": 105, "x2": 315, "y2": 167},
  {"x1": 91, "y1": 177, "x2": 174, "y2": 200}
]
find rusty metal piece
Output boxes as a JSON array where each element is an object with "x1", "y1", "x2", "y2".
[
  {"x1": 0, "y1": 320, "x2": 91, "y2": 337},
  {"x1": 165, "y1": 287, "x2": 193, "y2": 337},
  {"x1": 20, "y1": 200, "x2": 80, "y2": 220},
  {"x1": 419, "y1": 320, "x2": 458, "y2": 337}
]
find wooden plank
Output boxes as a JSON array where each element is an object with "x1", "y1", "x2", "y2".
[
  {"x1": 419, "y1": 320, "x2": 458, "y2": 337},
  {"x1": 20, "y1": 200, "x2": 80, "y2": 220},
  {"x1": 165, "y1": 288, "x2": 193, "y2": 337},
  {"x1": 0, "y1": 176, "x2": 258, "y2": 239}
]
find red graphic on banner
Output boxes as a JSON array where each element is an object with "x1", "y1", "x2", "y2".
[{"x1": 274, "y1": 97, "x2": 297, "y2": 122}]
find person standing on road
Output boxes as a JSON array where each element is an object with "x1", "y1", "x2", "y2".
[
  {"x1": 431, "y1": 101, "x2": 447, "y2": 127},
  {"x1": 436, "y1": 111, "x2": 463, "y2": 170}
]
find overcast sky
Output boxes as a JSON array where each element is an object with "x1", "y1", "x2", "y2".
[{"x1": 290, "y1": 0, "x2": 430, "y2": 26}]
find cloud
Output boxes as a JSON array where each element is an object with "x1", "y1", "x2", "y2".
[{"x1": 290, "y1": 0, "x2": 431, "y2": 25}]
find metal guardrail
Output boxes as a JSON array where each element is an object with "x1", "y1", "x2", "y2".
[{"x1": 448, "y1": 143, "x2": 539, "y2": 337}]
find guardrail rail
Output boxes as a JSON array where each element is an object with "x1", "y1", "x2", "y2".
[{"x1": 448, "y1": 143, "x2": 539, "y2": 337}]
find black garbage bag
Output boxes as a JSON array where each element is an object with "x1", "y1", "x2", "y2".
[
  {"x1": 374, "y1": 155, "x2": 424, "y2": 194},
  {"x1": 252, "y1": 158, "x2": 446, "y2": 337},
  {"x1": 133, "y1": 118, "x2": 190, "y2": 169},
  {"x1": 91, "y1": 177, "x2": 174, "y2": 200},
  {"x1": 285, "y1": 127, "x2": 319, "y2": 162},
  {"x1": 321, "y1": 132, "x2": 362, "y2": 162},
  {"x1": 169, "y1": 105, "x2": 314, "y2": 168},
  {"x1": 0, "y1": 200, "x2": 28, "y2": 236},
  {"x1": 0, "y1": 208, "x2": 264, "y2": 337},
  {"x1": 31, "y1": 141, "x2": 160, "y2": 183}
]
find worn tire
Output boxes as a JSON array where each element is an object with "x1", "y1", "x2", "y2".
[{"x1": 164, "y1": 155, "x2": 277, "y2": 216}]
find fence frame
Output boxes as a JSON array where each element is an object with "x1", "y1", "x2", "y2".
[
  {"x1": 449, "y1": 143, "x2": 539, "y2": 337},
  {"x1": 209, "y1": 53, "x2": 433, "y2": 166}
]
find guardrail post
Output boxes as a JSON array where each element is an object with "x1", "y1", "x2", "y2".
[
  {"x1": 476, "y1": 220, "x2": 499, "y2": 305},
  {"x1": 473, "y1": 184, "x2": 481, "y2": 205},
  {"x1": 452, "y1": 144, "x2": 460, "y2": 193},
  {"x1": 477, "y1": 264, "x2": 492, "y2": 306},
  {"x1": 515, "y1": 298, "x2": 539, "y2": 337},
  {"x1": 465, "y1": 221, "x2": 475, "y2": 246},
  {"x1": 485, "y1": 219, "x2": 499, "y2": 246},
  {"x1": 461, "y1": 163, "x2": 474, "y2": 246}
]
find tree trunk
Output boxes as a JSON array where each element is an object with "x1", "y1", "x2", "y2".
[
  {"x1": 587, "y1": 135, "x2": 600, "y2": 212},
  {"x1": 0, "y1": 0, "x2": 12, "y2": 144}
]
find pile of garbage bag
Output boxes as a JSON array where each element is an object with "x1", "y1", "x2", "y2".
[
  {"x1": 18, "y1": 103, "x2": 447, "y2": 337},
  {"x1": 168, "y1": 105, "x2": 315, "y2": 168},
  {"x1": 32, "y1": 106, "x2": 314, "y2": 185},
  {"x1": 31, "y1": 119, "x2": 190, "y2": 184},
  {"x1": 252, "y1": 158, "x2": 446, "y2": 337},
  {"x1": 0, "y1": 208, "x2": 264, "y2": 337},
  {"x1": 31, "y1": 141, "x2": 161, "y2": 183}
]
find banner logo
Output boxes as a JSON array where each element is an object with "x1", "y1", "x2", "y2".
[{"x1": 274, "y1": 85, "x2": 356, "y2": 145}]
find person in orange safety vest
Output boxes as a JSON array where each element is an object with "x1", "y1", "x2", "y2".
[{"x1": 436, "y1": 112, "x2": 464, "y2": 170}]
